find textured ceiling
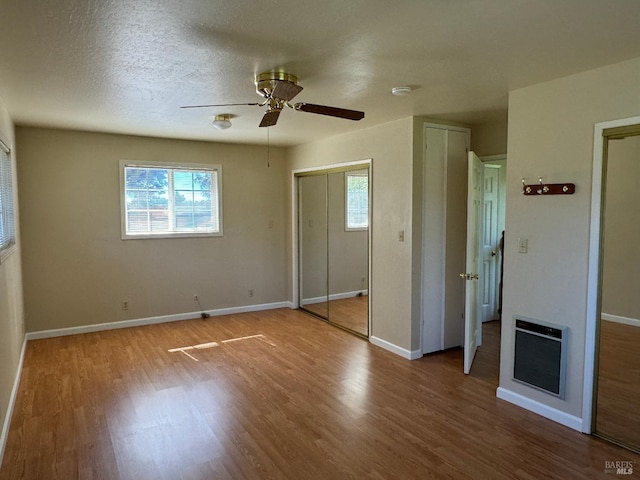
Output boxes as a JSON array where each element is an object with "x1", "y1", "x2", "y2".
[{"x1": 0, "y1": 0, "x2": 639, "y2": 146}]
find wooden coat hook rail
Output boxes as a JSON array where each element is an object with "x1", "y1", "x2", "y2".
[{"x1": 522, "y1": 177, "x2": 575, "y2": 196}]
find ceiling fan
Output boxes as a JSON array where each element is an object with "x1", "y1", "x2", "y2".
[{"x1": 181, "y1": 71, "x2": 365, "y2": 127}]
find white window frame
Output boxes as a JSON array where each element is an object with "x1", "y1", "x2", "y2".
[
  {"x1": 0, "y1": 138, "x2": 16, "y2": 263},
  {"x1": 345, "y1": 170, "x2": 369, "y2": 231},
  {"x1": 119, "y1": 160, "x2": 223, "y2": 240}
]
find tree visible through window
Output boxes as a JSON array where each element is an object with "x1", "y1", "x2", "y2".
[
  {"x1": 121, "y1": 162, "x2": 222, "y2": 238},
  {"x1": 345, "y1": 171, "x2": 368, "y2": 230}
]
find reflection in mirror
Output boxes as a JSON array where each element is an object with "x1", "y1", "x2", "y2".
[
  {"x1": 298, "y1": 174, "x2": 328, "y2": 319},
  {"x1": 328, "y1": 170, "x2": 369, "y2": 337},
  {"x1": 595, "y1": 130, "x2": 640, "y2": 452}
]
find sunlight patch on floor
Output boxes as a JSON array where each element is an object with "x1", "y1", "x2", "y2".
[{"x1": 168, "y1": 334, "x2": 274, "y2": 361}]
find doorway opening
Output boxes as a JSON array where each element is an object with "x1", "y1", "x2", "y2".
[
  {"x1": 470, "y1": 155, "x2": 506, "y2": 383},
  {"x1": 589, "y1": 122, "x2": 640, "y2": 453}
]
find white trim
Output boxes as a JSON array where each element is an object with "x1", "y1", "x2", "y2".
[
  {"x1": 292, "y1": 159, "x2": 372, "y2": 176},
  {"x1": 423, "y1": 122, "x2": 470, "y2": 134},
  {"x1": 479, "y1": 154, "x2": 507, "y2": 162},
  {"x1": 583, "y1": 115, "x2": 640, "y2": 434},
  {"x1": 291, "y1": 170, "x2": 300, "y2": 309},
  {"x1": 0, "y1": 339, "x2": 27, "y2": 467},
  {"x1": 26, "y1": 302, "x2": 291, "y2": 340},
  {"x1": 601, "y1": 313, "x2": 640, "y2": 328},
  {"x1": 496, "y1": 387, "x2": 582, "y2": 432},
  {"x1": 369, "y1": 336, "x2": 422, "y2": 360},
  {"x1": 301, "y1": 290, "x2": 368, "y2": 305}
]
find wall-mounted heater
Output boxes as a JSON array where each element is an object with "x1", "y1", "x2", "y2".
[{"x1": 513, "y1": 317, "x2": 567, "y2": 399}]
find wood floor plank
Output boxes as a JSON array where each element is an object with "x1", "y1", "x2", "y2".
[{"x1": 1, "y1": 309, "x2": 638, "y2": 479}]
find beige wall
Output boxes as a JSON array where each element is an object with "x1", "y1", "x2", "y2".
[
  {"x1": 287, "y1": 118, "x2": 414, "y2": 352},
  {"x1": 471, "y1": 118, "x2": 508, "y2": 156},
  {"x1": 501, "y1": 57, "x2": 640, "y2": 419},
  {"x1": 0, "y1": 96, "x2": 25, "y2": 454},
  {"x1": 601, "y1": 134, "x2": 640, "y2": 320},
  {"x1": 17, "y1": 127, "x2": 288, "y2": 332}
]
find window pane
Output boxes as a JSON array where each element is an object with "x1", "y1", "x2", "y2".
[
  {"x1": 122, "y1": 163, "x2": 221, "y2": 237},
  {"x1": 346, "y1": 173, "x2": 368, "y2": 230},
  {"x1": 0, "y1": 146, "x2": 15, "y2": 250},
  {"x1": 173, "y1": 170, "x2": 194, "y2": 190},
  {"x1": 127, "y1": 211, "x2": 150, "y2": 232}
]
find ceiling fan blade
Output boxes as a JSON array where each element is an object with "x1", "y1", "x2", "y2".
[
  {"x1": 294, "y1": 103, "x2": 364, "y2": 121},
  {"x1": 271, "y1": 80, "x2": 303, "y2": 102},
  {"x1": 180, "y1": 102, "x2": 260, "y2": 109},
  {"x1": 259, "y1": 110, "x2": 281, "y2": 127}
]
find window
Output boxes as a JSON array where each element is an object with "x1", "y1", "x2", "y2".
[
  {"x1": 120, "y1": 161, "x2": 222, "y2": 239},
  {"x1": 345, "y1": 170, "x2": 369, "y2": 231},
  {"x1": 0, "y1": 139, "x2": 16, "y2": 258}
]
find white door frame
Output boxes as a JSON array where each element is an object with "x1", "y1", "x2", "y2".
[
  {"x1": 582, "y1": 115, "x2": 640, "y2": 433},
  {"x1": 421, "y1": 123, "x2": 471, "y2": 354}
]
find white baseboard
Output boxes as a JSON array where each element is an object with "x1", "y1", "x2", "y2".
[
  {"x1": 301, "y1": 290, "x2": 368, "y2": 306},
  {"x1": 0, "y1": 338, "x2": 27, "y2": 467},
  {"x1": 369, "y1": 336, "x2": 422, "y2": 360},
  {"x1": 26, "y1": 301, "x2": 292, "y2": 340},
  {"x1": 496, "y1": 387, "x2": 582, "y2": 432},
  {"x1": 601, "y1": 313, "x2": 640, "y2": 328}
]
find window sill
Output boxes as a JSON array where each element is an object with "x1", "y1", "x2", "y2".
[{"x1": 121, "y1": 231, "x2": 223, "y2": 240}]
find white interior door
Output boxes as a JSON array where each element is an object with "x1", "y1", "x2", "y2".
[
  {"x1": 463, "y1": 151, "x2": 483, "y2": 374},
  {"x1": 481, "y1": 165, "x2": 500, "y2": 322}
]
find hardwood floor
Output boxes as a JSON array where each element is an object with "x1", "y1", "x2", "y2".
[
  {"x1": 327, "y1": 294, "x2": 368, "y2": 336},
  {"x1": 1, "y1": 309, "x2": 638, "y2": 479},
  {"x1": 469, "y1": 320, "x2": 501, "y2": 385}
]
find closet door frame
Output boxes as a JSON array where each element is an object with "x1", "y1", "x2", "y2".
[{"x1": 292, "y1": 159, "x2": 372, "y2": 337}]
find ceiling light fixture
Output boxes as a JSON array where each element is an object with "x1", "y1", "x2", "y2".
[
  {"x1": 212, "y1": 114, "x2": 232, "y2": 130},
  {"x1": 391, "y1": 86, "x2": 412, "y2": 96}
]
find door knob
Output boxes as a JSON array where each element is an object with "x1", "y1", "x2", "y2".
[{"x1": 491, "y1": 250, "x2": 497, "y2": 257}]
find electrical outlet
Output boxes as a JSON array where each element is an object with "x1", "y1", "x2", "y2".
[
  {"x1": 249, "y1": 289, "x2": 254, "y2": 298},
  {"x1": 399, "y1": 230, "x2": 405, "y2": 242},
  {"x1": 122, "y1": 301, "x2": 129, "y2": 311}
]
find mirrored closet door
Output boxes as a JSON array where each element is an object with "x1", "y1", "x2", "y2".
[
  {"x1": 594, "y1": 125, "x2": 640, "y2": 453},
  {"x1": 298, "y1": 165, "x2": 370, "y2": 338}
]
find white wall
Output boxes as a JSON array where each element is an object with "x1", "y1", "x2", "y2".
[
  {"x1": 0, "y1": 96, "x2": 25, "y2": 461},
  {"x1": 500, "y1": 57, "x2": 640, "y2": 423},
  {"x1": 17, "y1": 127, "x2": 288, "y2": 332}
]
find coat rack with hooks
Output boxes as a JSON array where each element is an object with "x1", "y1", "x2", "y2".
[{"x1": 522, "y1": 177, "x2": 575, "y2": 196}]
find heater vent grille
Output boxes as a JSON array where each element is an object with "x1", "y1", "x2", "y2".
[{"x1": 513, "y1": 318, "x2": 567, "y2": 399}]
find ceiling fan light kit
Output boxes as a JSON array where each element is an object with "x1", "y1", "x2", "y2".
[
  {"x1": 212, "y1": 114, "x2": 232, "y2": 130},
  {"x1": 182, "y1": 71, "x2": 365, "y2": 128}
]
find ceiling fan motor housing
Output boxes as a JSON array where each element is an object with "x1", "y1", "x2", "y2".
[{"x1": 255, "y1": 72, "x2": 299, "y2": 99}]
